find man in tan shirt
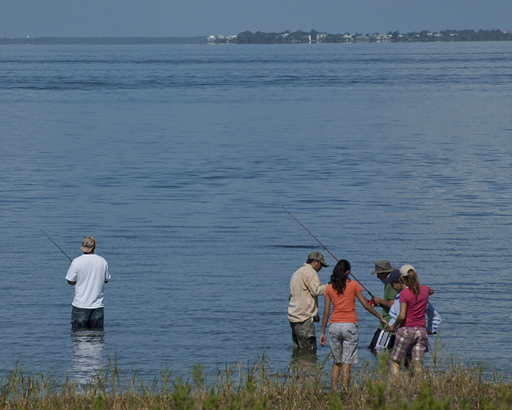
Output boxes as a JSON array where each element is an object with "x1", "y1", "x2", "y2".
[{"x1": 288, "y1": 252, "x2": 328, "y2": 350}]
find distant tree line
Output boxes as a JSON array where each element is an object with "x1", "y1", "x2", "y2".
[
  {"x1": 1, "y1": 29, "x2": 510, "y2": 46},
  {"x1": 434, "y1": 29, "x2": 512, "y2": 41},
  {"x1": 235, "y1": 30, "x2": 315, "y2": 44},
  {"x1": 223, "y1": 29, "x2": 512, "y2": 44},
  {"x1": 393, "y1": 29, "x2": 512, "y2": 42}
]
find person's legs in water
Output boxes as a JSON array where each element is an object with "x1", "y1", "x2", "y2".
[{"x1": 88, "y1": 308, "x2": 104, "y2": 329}]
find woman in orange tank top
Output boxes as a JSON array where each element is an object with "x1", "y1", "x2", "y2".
[{"x1": 320, "y1": 259, "x2": 387, "y2": 391}]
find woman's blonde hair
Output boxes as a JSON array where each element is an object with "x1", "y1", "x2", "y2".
[{"x1": 402, "y1": 269, "x2": 421, "y2": 297}]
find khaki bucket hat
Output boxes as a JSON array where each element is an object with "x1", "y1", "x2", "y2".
[{"x1": 371, "y1": 260, "x2": 396, "y2": 275}]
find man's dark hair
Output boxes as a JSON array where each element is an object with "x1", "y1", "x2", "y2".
[{"x1": 306, "y1": 258, "x2": 315, "y2": 264}]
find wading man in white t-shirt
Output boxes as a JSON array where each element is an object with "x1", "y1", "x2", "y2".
[{"x1": 66, "y1": 236, "x2": 111, "y2": 329}]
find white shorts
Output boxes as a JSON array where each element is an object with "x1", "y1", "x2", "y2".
[{"x1": 328, "y1": 322, "x2": 359, "y2": 364}]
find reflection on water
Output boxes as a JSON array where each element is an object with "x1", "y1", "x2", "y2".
[
  {"x1": 69, "y1": 330, "x2": 107, "y2": 384},
  {"x1": 291, "y1": 347, "x2": 321, "y2": 375}
]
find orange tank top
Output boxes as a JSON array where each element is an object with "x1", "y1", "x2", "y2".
[{"x1": 325, "y1": 280, "x2": 362, "y2": 324}]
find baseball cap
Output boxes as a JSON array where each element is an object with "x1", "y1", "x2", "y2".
[
  {"x1": 308, "y1": 251, "x2": 329, "y2": 267},
  {"x1": 80, "y1": 236, "x2": 96, "y2": 253},
  {"x1": 400, "y1": 265, "x2": 415, "y2": 277}
]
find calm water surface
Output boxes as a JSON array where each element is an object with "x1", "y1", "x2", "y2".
[{"x1": 1, "y1": 42, "x2": 511, "y2": 383}]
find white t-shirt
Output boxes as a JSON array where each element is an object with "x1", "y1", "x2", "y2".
[{"x1": 66, "y1": 254, "x2": 111, "y2": 309}]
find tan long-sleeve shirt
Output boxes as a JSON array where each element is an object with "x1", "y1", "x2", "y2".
[{"x1": 288, "y1": 263, "x2": 326, "y2": 323}]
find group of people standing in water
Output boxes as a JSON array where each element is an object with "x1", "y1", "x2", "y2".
[{"x1": 288, "y1": 253, "x2": 441, "y2": 392}]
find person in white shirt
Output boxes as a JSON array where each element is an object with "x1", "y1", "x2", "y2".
[{"x1": 66, "y1": 236, "x2": 111, "y2": 329}]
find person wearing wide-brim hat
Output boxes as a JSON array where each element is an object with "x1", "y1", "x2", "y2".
[
  {"x1": 288, "y1": 252, "x2": 328, "y2": 351},
  {"x1": 368, "y1": 260, "x2": 399, "y2": 350}
]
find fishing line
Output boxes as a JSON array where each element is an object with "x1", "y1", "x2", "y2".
[
  {"x1": 41, "y1": 229, "x2": 72, "y2": 262},
  {"x1": 281, "y1": 206, "x2": 375, "y2": 299}
]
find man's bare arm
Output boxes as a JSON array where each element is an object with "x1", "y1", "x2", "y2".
[{"x1": 372, "y1": 297, "x2": 394, "y2": 309}]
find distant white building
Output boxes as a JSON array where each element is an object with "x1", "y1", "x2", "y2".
[
  {"x1": 316, "y1": 33, "x2": 327, "y2": 43},
  {"x1": 207, "y1": 35, "x2": 216, "y2": 44},
  {"x1": 378, "y1": 33, "x2": 391, "y2": 42}
]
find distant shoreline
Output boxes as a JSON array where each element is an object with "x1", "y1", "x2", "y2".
[
  {"x1": 1, "y1": 29, "x2": 511, "y2": 45},
  {"x1": 0, "y1": 37, "x2": 207, "y2": 45}
]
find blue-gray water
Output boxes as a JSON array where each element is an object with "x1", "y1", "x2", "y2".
[{"x1": 1, "y1": 42, "x2": 511, "y2": 383}]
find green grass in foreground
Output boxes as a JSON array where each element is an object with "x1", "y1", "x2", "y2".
[{"x1": 1, "y1": 353, "x2": 511, "y2": 409}]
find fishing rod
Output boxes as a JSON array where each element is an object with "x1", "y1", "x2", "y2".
[
  {"x1": 41, "y1": 229, "x2": 72, "y2": 262},
  {"x1": 281, "y1": 206, "x2": 375, "y2": 299}
]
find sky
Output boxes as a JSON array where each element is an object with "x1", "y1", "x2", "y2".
[{"x1": 0, "y1": 0, "x2": 510, "y2": 38}]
